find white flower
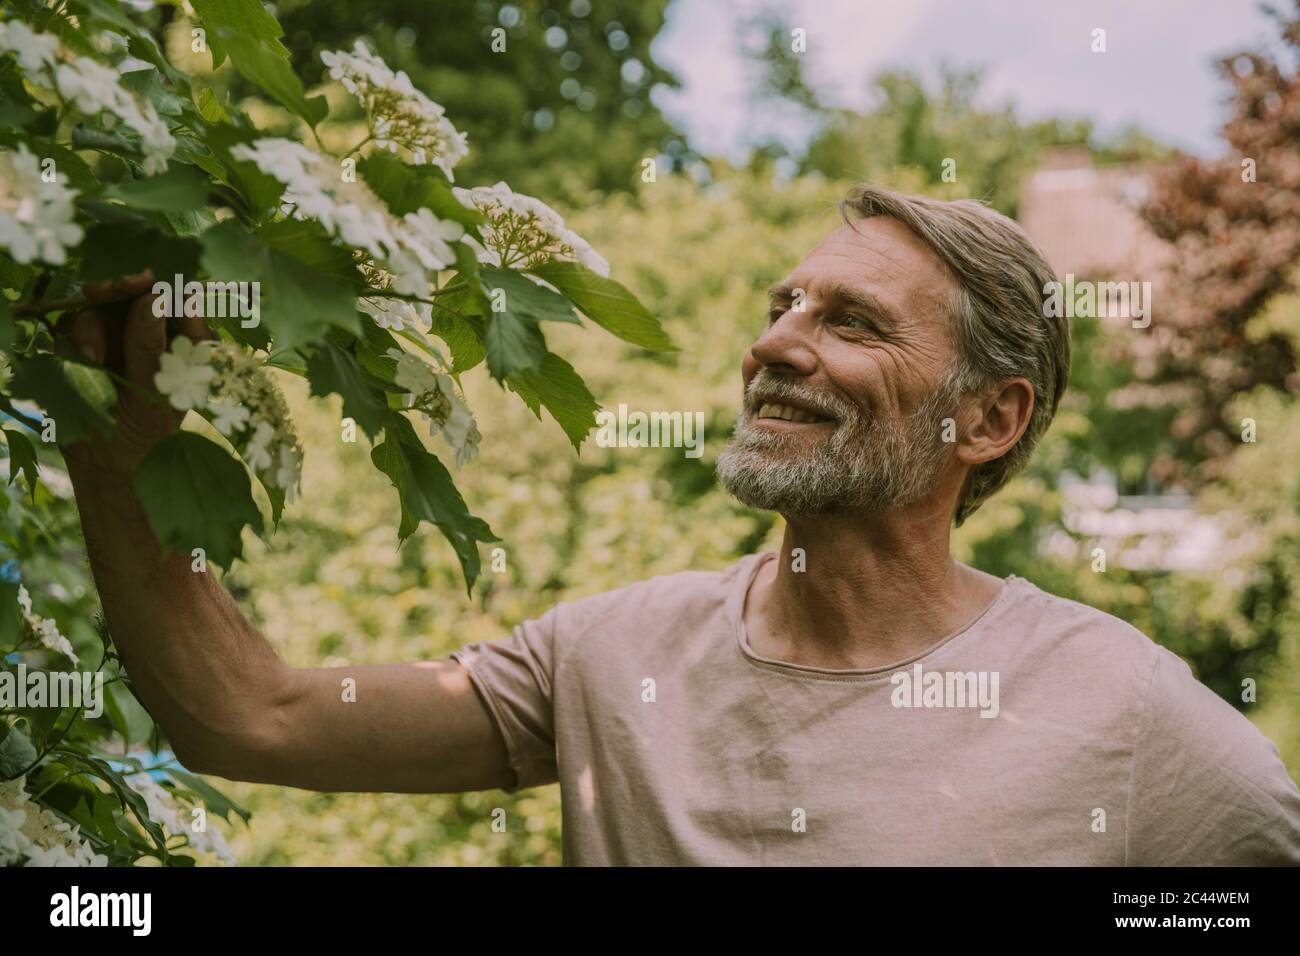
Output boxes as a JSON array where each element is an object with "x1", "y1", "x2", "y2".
[
  {"x1": 206, "y1": 400, "x2": 251, "y2": 436},
  {"x1": 274, "y1": 444, "x2": 302, "y2": 505},
  {"x1": 0, "y1": 145, "x2": 84, "y2": 266},
  {"x1": 386, "y1": 347, "x2": 442, "y2": 395},
  {"x1": 0, "y1": 804, "x2": 26, "y2": 867},
  {"x1": 0, "y1": 20, "x2": 59, "y2": 74},
  {"x1": 2, "y1": 776, "x2": 106, "y2": 867},
  {"x1": 16, "y1": 583, "x2": 78, "y2": 663},
  {"x1": 231, "y1": 138, "x2": 462, "y2": 299},
  {"x1": 198, "y1": 343, "x2": 302, "y2": 500},
  {"x1": 384, "y1": 348, "x2": 481, "y2": 466},
  {"x1": 434, "y1": 377, "x2": 481, "y2": 467},
  {"x1": 245, "y1": 420, "x2": 275, "y2": 472},
  {"x1": 401, "y1": 208, "x2": 464, "y2": 271},
  {"x1": 453, "y1": 182, "x2": 609, "y2": 276},
  {"x1": 123, "y1": 774, "x2": 233, "y2": 863},
  {"x1": 154, "y1": 336, "x2": 217, "y2": 412},
  {"x1": 0, "y1": 25, "x2": 173, "y2": 174},
  {"x1": 360, "y1": 296, "x2": 430, "y2": 333},
  {"x1": 52, "y1": 58, "x2": 175, "y2": 175},
  {"x1": 321, "y1": 41, "x2": 469, "y2": 179},
  {"x1": 34, "y1": 618, "x2": 77, "y2": 662}
]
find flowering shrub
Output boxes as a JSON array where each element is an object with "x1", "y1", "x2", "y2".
[{"x1": 0, "y1": 0, "x2": 669, "y2": 865}]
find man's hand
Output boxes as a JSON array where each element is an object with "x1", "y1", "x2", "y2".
[{"x1": 56, "y1": 271, "x2": 210, "y2": 481}]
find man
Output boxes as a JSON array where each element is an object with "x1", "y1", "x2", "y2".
[{"x1": 62, "y1": 185, "x2": 1300, "y2": 866}]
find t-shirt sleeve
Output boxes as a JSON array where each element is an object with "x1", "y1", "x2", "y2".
[
  {"x1": 1127, "y1": 648, "x2": 1300, "y2": 865},
  {"x1": 451, "y1": 606, "x2": 561, "y2": 791}
]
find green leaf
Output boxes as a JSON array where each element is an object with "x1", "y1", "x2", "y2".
[
  {"x1": 371, "y1": 412, "x2": 497, "y2": 593},
  {"x1": 430, "y1": 308, "x2": 485, "y2": 373},
  {"x1": 102, "y1": 682, "x2": 154, "y2": 746},
  {"x1": 201, "y1": 219, "x2": 359, "y2": 350},
  {"x1": 529, "y1": 260, "x2": 675, "y2": 352},
  {"x1": 190, "y1": 0, "x2": 328, "y2": 127},
  {"x1": 120, "y1": 68, "x2": 185, "y2": 118},
  {"x1": 9, "y1": 355, "x2": 116, "y2": 443},
  {"x1": 508, "y1": 352, "x2": 599, "y2": 451},
  {"x1": 358, "y1": 153, "x2": 484, "y2": 226},
  {"x1": 164, "y1": 767, "x2": 252, "y2": 823},
  {"x1": 71, "y1": 124, "x2": 142, "y2": 160},
  {"x1": 0, "y1": 296, "x2": 13, "y2": 352},
  {"x1": 0, "y1": 725, "x2": 38, "y2": 777},
  {"x1": 104, "y1": 163, "x2": 209, "y2": 212},
  {"x1": 188, "y1": 0, "x2": 290, "y2": 66},
  {"x1": 306, "y1": 340, "x2": 388, "y2": 441},
  {"x1": 195, "y1": 87, "x2": 230, "y2": 125},
  {"x1": 2, "y1": 426, "x2": 39, "y2": 501},
  {"x1": 133, "y1": 431, "x2": 264, "y2": 569},
  {"x1": 79, "y1": 220, "x2": 202, "y2": 283},
  {"x1": 0, "y1": 580, "x2": 20, "y2": 645},
  {"x1": 259, "y1": 219, "x2": 364, "y2": 289},
  {"x1": 203, "y1": 124, "x2": 285, "y2": 215},
  {"x1": 485, "y1": 307, "x2": 545, "y2": 382},
  {"x1": 479, "y1": 267, "x2": 580, "y2": 381}
]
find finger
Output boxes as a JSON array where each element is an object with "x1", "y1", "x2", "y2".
[
  {"x1": 119, "y1": 271, "x2": 156, "y2": 296},
  {"x1": 122, "y1": 293, "x2": 167, "y2": 391},
  {"x1": 83, "y1": 280, "x2": 116, "y2": 303},
  {"x1": 66, "y1": 310, "x2": 109, "y2": 365},
  {"x1": 177, "y1": 311, "x2": 211, "y2": 343}
]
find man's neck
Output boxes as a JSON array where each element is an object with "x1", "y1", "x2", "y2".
[{"x1": 743, "y1": 500, "x2": 1006, "y2": 670}]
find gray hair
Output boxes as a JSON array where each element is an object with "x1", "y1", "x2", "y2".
[{"x1": 839, "y1": 184, "x2": 1068, "y2": 525}]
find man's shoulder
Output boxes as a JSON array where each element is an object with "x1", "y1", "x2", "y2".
[
  {"x1": 1000, "y1": 575, "x2": 1163, "y2": 673},
  {"x1": 545, "y1": 552, "x2": 766, "y2": 640}
]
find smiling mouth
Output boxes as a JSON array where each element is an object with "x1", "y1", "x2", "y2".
[{"x1": 753, "y1": 401, "x2": 833, "y2": 424}]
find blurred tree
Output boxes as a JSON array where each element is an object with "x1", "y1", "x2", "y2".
[
  {"x1": 1140, "y1": 0, "x2": 1300, "y2": 480},
  {"x1": 272, "y1": 0, "x2": 687, "y2": 200},
  {"x1": 798, "y1": 67, "x2": 1167, "y2": 217}
]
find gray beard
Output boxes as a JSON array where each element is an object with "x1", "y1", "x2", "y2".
[{"x1": 716, "y1": 371, "x2": 959, "y2": 517}]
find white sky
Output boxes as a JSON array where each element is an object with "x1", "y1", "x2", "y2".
[{"x1": 651, "y1": 0, "x2": 1284, "y2": 160}]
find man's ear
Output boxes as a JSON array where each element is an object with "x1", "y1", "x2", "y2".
[{"x1": 955, "y1": 378, "x2": 1034, "y2": 467}]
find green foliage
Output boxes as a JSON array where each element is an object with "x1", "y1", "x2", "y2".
[{"x1": 133, "y1": 431, "x2": 265, "y2": 569}]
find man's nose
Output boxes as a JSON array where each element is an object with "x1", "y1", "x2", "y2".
[{"x1": 749, "y1": 309, "x2": 818, "y2": 376}]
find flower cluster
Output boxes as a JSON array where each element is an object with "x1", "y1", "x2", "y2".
[
  {"x1": 0, "y1": 776, "x2": 107, "y2": 867},
  {"x1": 357, "y1": 260, "x2": 432, "y2": 333},
  {"x1": 127, "y1": 773, "x2": 236, "y2": 865},
  {"x1": 231, "y1": 138, "x2": 464, "y2": 300},
  {"x1": 0, "y1": 22, "x2": 175, "y2": 175},
  {"x1": 386, "y1": 347, "x2": 481, "y2": 466},
  {"x1": 0, "y1": 144, "x2": 84, "y2": 266},
  {"x1": 321, "y1": 41, "x2": 469, "y2": 180},
  {"x1": 453, "y1": 181, "x2": 609, "y2": 276},
  {"x1": 17, "y1": 583, "x2": 77, "y2": 663},
  {"x1": 155, "y1": 338, "x2": 304, "y2": 502}
]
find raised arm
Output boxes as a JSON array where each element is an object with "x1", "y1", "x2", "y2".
[{"x1": 61, "y1": 279, "x2": 513, "y2": 793}]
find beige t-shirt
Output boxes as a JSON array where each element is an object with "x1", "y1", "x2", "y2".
[{"x1": 451, "y1": 551, "x2": 1300, "y2": 865}]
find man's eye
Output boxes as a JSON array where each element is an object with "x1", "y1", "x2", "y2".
[
  {"x1": 841, "y1": 313, "x2": 874, "y2": 331},
  {"x1": 767, "y1": 306, "x2": 786, "y2": 324}
]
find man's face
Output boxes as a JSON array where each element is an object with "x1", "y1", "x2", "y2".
[{"x1": 716, "y1": 217, "x2": 966, "y2": 517}]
